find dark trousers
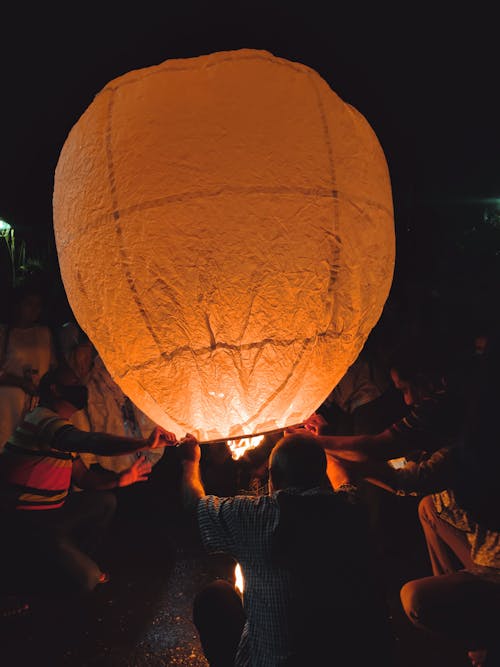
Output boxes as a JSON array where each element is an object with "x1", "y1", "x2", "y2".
[
  {"x1": 193, "y1": 580, "x2": 246, "y2": 667},
  {"x1": 193, "y1": 579, "x2": 392, "y2": 667},
  {"x1": 400, "y1": 495, "x2": 500, "y2": 650},
  {"x1": 1, "y1": 490, "x2": 116, "y2": 596}
]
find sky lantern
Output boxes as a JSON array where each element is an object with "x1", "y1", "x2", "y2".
[{"x1": 53, "y1": 49, "x2": 394, "y2": 445}]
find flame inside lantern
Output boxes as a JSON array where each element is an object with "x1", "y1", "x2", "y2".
[{"x1": 228, "y1": 434, "x2": 264, "y2": 460}]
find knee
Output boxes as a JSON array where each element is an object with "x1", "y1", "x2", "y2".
[
  {"x1": 400, "y1": 579, "x2": 430, "y2": 627},
  {"x1": 418, "y1": 495, "x2": 434, "y2": 526}
]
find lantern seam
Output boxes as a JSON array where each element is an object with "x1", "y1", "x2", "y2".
[
  {"x1": 120, "y1": 330, "x2": 342, "y2": 375},
  {"x1": 306, "y1": 70, "x2": 343, "y2": 349},
  {"x1": 56, "y1": 190, "x2": 392, "y2": 247},
  {"x1": 104, "y1": 88, "x2": 167, "y2": 359},
  {"x1": 104, "y1": 87, "x2": 212, "y2": 423}
]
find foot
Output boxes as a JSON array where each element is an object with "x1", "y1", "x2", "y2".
[
  {"x1": 468, "y1": 649, "x2": 488, "y2": 667},
  {"x1": 0, "y1": 596, "x2": 30, "y2": 618},
  {"x1": 97, "y1": 571, "x2": 110, "y2": 584}
]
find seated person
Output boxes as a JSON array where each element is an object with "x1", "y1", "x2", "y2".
[
  {"x1": 178, "y1": 431, "x2": 392, "y2": 667},
  {"x1": 306, "y1": 341, "x2": 466, "y2": 463},
  {"x1": 0, "y1": 364, "x2": 174, "y2": 596},
  {"x1": 325, "y1": 333, "x2": 500, "y2": 667},
  {"x1": 317, "y1": 346, "x2": 402, "y2": 436},
  {"x1": 59, "y1": 325, "x2": 164, "y2": 473}
]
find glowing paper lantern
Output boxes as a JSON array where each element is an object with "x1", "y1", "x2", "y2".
[{"x1": 53, "y1": 49, "x2": 394, "y2": 442}]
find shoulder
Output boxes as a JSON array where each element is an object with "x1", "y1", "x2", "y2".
[
  {"x1": 27, "y1": 406, "x2": 72, "y2": 439},
  {"x1": 198, "y1": 493, "x2": 275, "y2": 516},
  {"x1": 197, "y1": 494, "x2": 278, "y2": 531}
]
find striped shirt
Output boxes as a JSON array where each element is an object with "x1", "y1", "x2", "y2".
[{"x1": 0, "y1": 406, "x2": 76, "y2": 510}]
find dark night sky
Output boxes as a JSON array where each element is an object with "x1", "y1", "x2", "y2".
[{"x1": 1, "y1": 3, "x2": 499, "y2": 300}]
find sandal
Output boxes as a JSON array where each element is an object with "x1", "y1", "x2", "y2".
[
  {"x1": 468, "y1": 649, "x2": 488, "y2": 667},
  {"x1": 98, "y1": 571, "x2": 110, "y2": 584},
  {"x1": 0, "y1": 596, "x2": 30, "y2": 619}
]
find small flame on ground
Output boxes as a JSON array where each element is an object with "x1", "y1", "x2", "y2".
[
  {"x1": 228, "y1": 434, "x2": 264, "y2": 460},
  {"x1": 235, "y1": 563, "x2": 244, "y2": 594}
]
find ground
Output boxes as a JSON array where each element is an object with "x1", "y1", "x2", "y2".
[{"x1": 0, "y1": 449, "x2": 474, "y2": 666}]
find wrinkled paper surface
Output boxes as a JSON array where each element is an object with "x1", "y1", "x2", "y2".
[{"x1": 53, "y1": 49, "x2": 394, "y2": 441}]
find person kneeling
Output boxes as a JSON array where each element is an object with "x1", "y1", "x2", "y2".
[
  {"x1": 179, "y1": 430, "x2": 393, "y2": 667},
  {"x1": 0, "y1": 364, "x2": 175, "y2": 597}
]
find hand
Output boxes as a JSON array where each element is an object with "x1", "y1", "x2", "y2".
[
  {"x1": 303, "y1": 412, "x2": 328, "y2": 435},
  {"x1": 119, "y1": 456, "x2": 152, "y2": 487},
  {"x1": 146, "y1": 426, "x2": 178, "y2": 449},
  {"x1": 284, "y1": 424, "x2": 308, "y2": 436},
  {"x1": 177, "y1": 433, "x2": 201, "y2": 464}
]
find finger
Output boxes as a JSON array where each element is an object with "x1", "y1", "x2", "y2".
[{"x1": 132, "y1": 457, "x2": 146, "y2": 468}]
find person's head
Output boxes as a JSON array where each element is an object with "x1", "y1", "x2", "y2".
[
  {"x1": 11, "y1": 284, "x2": 43, "y2": 326},
  {"x1": 269, "y1": 431, "x2": 327, "y2": 493},
  {"x1": 38, "y1": 364, "x2": 88, "y2": 417},
  {"x1": 388, "y1": 342, "x2": 447, "y2": 406},
  {"x1": 70, "y1": 339, "x2": 95, "y2": 380}
]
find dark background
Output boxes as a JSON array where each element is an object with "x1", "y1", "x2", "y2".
[{"x1": 1, "y1": 2, "x2": 499, "y2": 333}]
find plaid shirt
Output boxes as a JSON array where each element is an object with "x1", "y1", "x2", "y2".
[{"x1": 197, "y1": 487, "x2": 334, "y2": 667}]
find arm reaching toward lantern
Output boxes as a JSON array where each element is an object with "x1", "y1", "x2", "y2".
[
  {"x1": 326, "y1": 454, "x2": 401, "y2": 493},
  {"x1": 51, "y1": 425, "x2": 177, "y2": 456},
  {"x1": 318, "y1": 430, "x2": 402, "y2": 461},
  {"x1": 291, "y1": 413, "x2": 423, "y2": 461},
  {"x1": 286, "y1": 422, "x2": 403, "y2": 461},
  {"x1": 327, "y1": 447, "x2": 455, "y2": 496},
  {"x1": 0, "y1": 371, "x2": 38, "y2": 395},
  {"x1": 178, "y1": 434, "x2": 205, "y2": 510}
]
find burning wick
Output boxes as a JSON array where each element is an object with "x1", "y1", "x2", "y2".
[
  {"x1": 234, "y1": 563, "x2": 244, "y2": 594},
  {"x1": 229, "y1": 435, "x2": 264, "y2": 460}
]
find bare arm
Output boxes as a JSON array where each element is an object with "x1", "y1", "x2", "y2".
[
  {"x1": 0, "y1": 371, "x2": 37, "y2": 394},
  {"x1": 328, "y1": 447, "x2": 455, "y2": 496},
  {"x1": 178, "y1": 435, "x2": 205, "y2": 511},
  {"x1": 316, "y1": 428, "x2": 410, "y2": 460},
  {"x1": 52, "y1": 425, "x2": 176, "y2": 456}
]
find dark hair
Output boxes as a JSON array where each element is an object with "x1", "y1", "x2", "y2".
[
  {"x1": 38, "y1": 364, "x2": 77, "y2": 405},
  {"x1": 269, "y1": 432, "x2": 327, "y2": 490},
  {"x1": 5, "y1": 280, "x2": 46, "y2": 325},
  {"x1": 387, "y1": 339, "x2": 448, "y2": 393}
]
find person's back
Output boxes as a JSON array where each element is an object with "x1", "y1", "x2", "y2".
[
  {"x1": 271, "y1": 490, "x2": 390, "y2": 666},
  {"x1": 183, "y1": 431, "x2": 391, "y2": 666}
]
